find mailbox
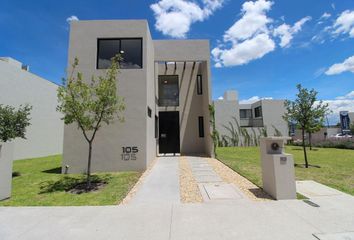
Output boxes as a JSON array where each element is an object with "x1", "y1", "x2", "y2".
[
  {"x1": 0, "y1": 142, "x2": 14, "y2": 200},
  {"x1": 260, "y1": 137, "x2": 296, "y2": 200}
]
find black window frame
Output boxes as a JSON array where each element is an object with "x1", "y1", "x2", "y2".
[
  {"x1": 197, "y1": 75, "x2": 203, "y2": 95},
  {"x1": 158, "y1": 75, "x2": 179, "y2": 107},
  {"x1": 240, "y1": 109, "x2": 252, "y2": 119},
  {"x1": 96, "y1": 38, "x2": 143, "y2": 70},
  {"x1": 198, "y1": 116, "x2": 204, "y2": 138},
  {"x1": 254, "y1": 106, "x2": 263, "y2": 118}
]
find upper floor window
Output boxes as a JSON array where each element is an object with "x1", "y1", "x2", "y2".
[
  {"x1": 240, "y1": 109, "x2": 252, "y2": 119},
  {"x1": 97, "y1": 38, "x2": 142, "y2": 69},
  {"x1": 158, "y1": 75, "x2": 179, "y2": 106},
  {"x1": 254, "y1": 106, "x2": 262, "y2": 118}
]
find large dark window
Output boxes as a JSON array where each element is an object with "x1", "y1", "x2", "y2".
[
  {"x1": 158, "y1": 75, "x2": 179, "y2": 106},
  {"x1": 97, "y1": 38, "x2": 142, "y2": 69},
  {"x1": 240, "y1": 109, "x2": 252, "y2": 119},
  {"x1": 197, "y1": 75, "x2": 203, "y2": 95},
  {"x1": 198, "y1": 116, "x2": 204, "y2": 138},
  {"x1": 254, "y1": 106, "x2": 263, "y2": 118}
]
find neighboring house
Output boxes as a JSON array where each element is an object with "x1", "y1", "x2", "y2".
[
  {"x1": 214, "y1": 90, "x2": 288, "y2": 146},
  {"x1": 349, "y1": 112, "x2": 354, "y2": 125},
  {"x1": 0, "y1": 57, "x2": 64, "y2": 160},
  {"x1": 63, "y1": 20, "x2": 212, "y2": 173}
]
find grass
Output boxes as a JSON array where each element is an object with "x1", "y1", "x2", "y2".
[
  {"x1": 0, "y1": 155, "x2": 141, "y2": 206},
  {"x1": 217, "y1": 146, "x2": 354, "y2": 196}
]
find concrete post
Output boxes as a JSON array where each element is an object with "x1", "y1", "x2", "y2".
[
  {"x1": 0, "y1": 142, "x2": 14, "y2": 200},
  {"x1": 260, "y1": 137, "x2": 296, "y2": 200}
]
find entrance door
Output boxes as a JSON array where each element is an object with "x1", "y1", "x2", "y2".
[{"x1": 159, "y1": 111, "x2": 180, "y2": 154}]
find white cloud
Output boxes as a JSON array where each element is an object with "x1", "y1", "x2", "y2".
[
  {"x1": 212, "y1": 33, "x2": 275, "y2": 66},
  {"x1": 150, "y1": 0, "x2": 224, "y2": 38},
  {"x1": 325, "y1": 55, "x2": 354, "y2": 75},
  {"x1": 331, "y1": 3, "x2": 336, "y2": 10},
  {"x1": 320, "y1": 12, "x2": 331, "y2": 20},
  {"x1": 66, "y1": 15, "x2": 79, "y2": 23},
  {"x1": 273, "y1": 16, "x2": 311, "y2": 48},
  {"x1": 223, "y1": 0, "x2": 273, "y2": 43},
  {"x1": 212, "y1": 0, "x2": 310, "y2": 67},
  {"x1": 212, "y1": 0, "x2": 276, "y2": 67},
  {"x1": 320, "y1": 90, "x2": 354, "y2": 124},
  {"x1": 239, "y1": 96, "x2": 273, "y2": 104},
  {"x1": 335, "y1": 91, "x2": 354, "y2": 100},
  {"x1": 332, "y1": 10, "x2": 354, "y2": 38}
]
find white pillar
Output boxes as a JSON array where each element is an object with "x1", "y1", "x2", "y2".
[
  {"x1": 260, "y1": 137, "x2": 296, "y2": 200},
  {"x1": 0, "y1": 142, "x2": 14, "y2": 200}
]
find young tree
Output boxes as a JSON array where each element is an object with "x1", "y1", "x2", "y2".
[
  {"x1": 0, "y1": 104, "x2": 32, "y2": 142},
  {"x1": 306, "y1": 119, "x2": 322, "y2": 150},
  {"x1": 283, "y1": 84, "x2": 330, "y2": 168},
  {"x1": 57, "y1": 56, "x2": 125, "y2": 189}
]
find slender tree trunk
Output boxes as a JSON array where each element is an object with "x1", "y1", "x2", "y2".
[
  {"x1": 86, "y1": 141, "x2": 93, "y2": 190},
  {"x1": 309, "y1": 132, "x2": 312, "y2": 150},
  {"x1": 302, "y1": 129, "x2": 309, "y2": 168}
]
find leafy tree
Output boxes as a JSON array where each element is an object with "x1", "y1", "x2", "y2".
[
  {"x1": 306, "y1": 119, "x2": 323, "y2": 150},
  {"x1": 0, "y1": 104, "x2": 32, "y2": 142},
  {"x1": 57, "y1": 56, "x2": 125, "y2": 190},
  {"x1": 283, "y1": 84, "x2": 330, "y2": 168}
]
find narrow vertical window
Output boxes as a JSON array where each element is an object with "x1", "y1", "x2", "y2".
[
  {"x1": 155, "y1": 116, "x2": 158, "y2": 139},
  {"x1": 147, "y1": 107, "x2": 152, "y2": 118},
  {"x1": 198, "y1": 116, "x2": 204, "y2": 138},
  {"x1": 197, "y1": 75, "x2": 203, "y2": 95}
]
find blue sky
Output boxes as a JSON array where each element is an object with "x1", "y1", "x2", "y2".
[{"x1": 1, "y1": 0, "x2": 354, "y2": 122}]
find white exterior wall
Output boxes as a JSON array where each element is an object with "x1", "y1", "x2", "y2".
[
  {"x1": 0, "y1": 58, "x2": 64, "y2": 160},
  {"x1": 214, "y1": 92, "x2": 289, "y2": 146}
]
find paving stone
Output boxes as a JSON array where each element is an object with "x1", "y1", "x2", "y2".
[
  {"x1": 192, "y1": 170, "x2": 216, "y2": 176},
  {"x1": 203, "y1": 183, "x2": 243, "y2": 200},
  {"x1": 313, "y1": 232, "x2": 354, "y2": 240},
  {"x1": 194, "y1": 174, "x2": 222, "y2": 183}
]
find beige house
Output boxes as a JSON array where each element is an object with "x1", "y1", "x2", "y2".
[
  {"x1": 0, "y1": 57, "x2": 64, "y2": 160},
  {"x1": 214, "y1": 90, "x2": 288, "y2": 146},
  {"x1": 63, "y1": 20, "x2": 213, "y2": 173}
]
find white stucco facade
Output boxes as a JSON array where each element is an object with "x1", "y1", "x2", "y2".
[
  {"x1": 0, "y1": 57, "x2": 64, "y2": 160},
  {"x1": 214, "y1": 90, "x2": 288, "y2": 146}
]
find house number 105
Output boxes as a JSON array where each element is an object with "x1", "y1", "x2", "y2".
[{"x1": 121, "y1": 147, "x2": 138, "y2": 161}]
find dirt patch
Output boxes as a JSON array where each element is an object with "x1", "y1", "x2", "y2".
[
  {"x1": 179, "y1": 157, "x2": 203, "y2": 203},
  {"x1": 67, "y1": 181, "x2": 107, "y2": 194},
  {"x1": 208, "y1": 158, "x2": 272, "y2": 201}
]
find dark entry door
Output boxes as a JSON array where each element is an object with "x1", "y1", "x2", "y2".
[{"x1": 159, "y1": 111, "x2": 180, "y2": 154}]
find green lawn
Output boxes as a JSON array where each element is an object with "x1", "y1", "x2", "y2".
[
  {"x1": 0, "y1": 155, "x2": 141, "y2": 206},
  {"x1": 217, "y1": 146, "x2": 354, "y2": 196}
]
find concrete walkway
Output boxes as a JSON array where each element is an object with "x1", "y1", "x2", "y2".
[
  {"x1": 129, "y1": 156, "x2": 180, "y2": 205},
  {"x1": 1, "y1": 194, "x2": 353, "y2": 240}
]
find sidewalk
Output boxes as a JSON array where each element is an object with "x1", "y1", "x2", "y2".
[
  {"x1": 1, "y1": 194, "x2": 353, "y2": 240},
  {"x1": 1, "y1": 156, "x2": 353, "y2": 240}
]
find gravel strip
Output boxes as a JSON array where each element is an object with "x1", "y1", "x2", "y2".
[
  {"x1": 119, "y1": 158, "x2": 158, "y2": 205},
  {"x1": 179, "y1": 157, "x2": 203, "y2": 203},
  {"x1": 208, "y1": 158, "x2": 272, "y2": 201}
]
